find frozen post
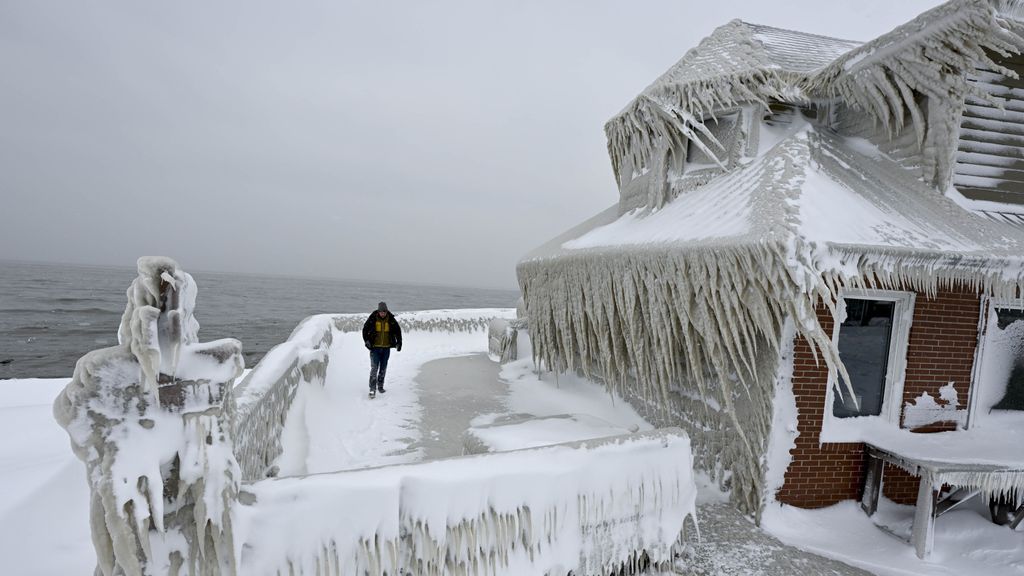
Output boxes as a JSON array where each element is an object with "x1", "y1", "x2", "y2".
[{"x1": 53, "y1": 257, "x2": 244, "y2": 576}]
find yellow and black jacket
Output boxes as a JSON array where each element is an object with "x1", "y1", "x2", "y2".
[{"x1": 362, "y1": 312, "x2": 402, "y2": 349}]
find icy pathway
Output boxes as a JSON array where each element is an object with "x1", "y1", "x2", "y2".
[
  {"x1": 412, "y1": 353, "x2": 507, "y2": 460},
  {"x1": 291, "y1": 328, "x2": 492, "y2": 475}
]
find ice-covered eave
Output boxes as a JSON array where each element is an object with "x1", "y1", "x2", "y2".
[
  {"x1": 517, "y1": 231, "x2": 1024, "y2": 428},
  {"x1": 818, "y1": 242, "x2": 1024, "y2": 300},
  {"x1": 516, "y1": 234, "x2": 849, "y2": 515},
  {"x1": 604, "y1": 68, "x2": 822, "y2": 185}
]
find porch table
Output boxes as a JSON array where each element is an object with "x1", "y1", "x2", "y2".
[{"x1": 860, "y1": 442, "x2": 1024, "y2": 559}]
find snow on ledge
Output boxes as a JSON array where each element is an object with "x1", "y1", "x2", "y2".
[{"x1": 235, "y1": 429, "x2": 696, "y2": 575}]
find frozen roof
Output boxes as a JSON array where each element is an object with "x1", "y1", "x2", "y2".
[
  {"x1": 528, "y1": 123, "x2": 1024, "y2": 275},
  {"x1": 636, "y1": 20, "x2": 861, "y2": 101},
  {"x1": 605, "y1": 0, "x2": 1024, "y2": 194}
]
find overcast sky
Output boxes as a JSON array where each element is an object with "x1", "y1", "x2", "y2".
[{"x1": 0, "y1": 0, "x2": 943, "y2": 289}]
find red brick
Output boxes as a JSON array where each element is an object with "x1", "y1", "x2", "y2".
[{"x1": 775, "y1": 286, "x2": 981, "y2": 508}]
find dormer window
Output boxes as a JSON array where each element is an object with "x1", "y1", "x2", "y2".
[
  {"x1": 955, "y1": 51, "x2": 1024, "y2": 204},
  {"x1": 685, "y1": 112, "x2": 741, "y2": 172}
]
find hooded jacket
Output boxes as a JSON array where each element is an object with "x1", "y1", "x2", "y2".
[{"x1": 362, "y1": 311, "x2": 402, "y2": 349}]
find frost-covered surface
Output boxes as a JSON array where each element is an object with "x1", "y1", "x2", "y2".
[
  {"x1": 52, "y1": 257, "x2": 243, "y2": 576},
  {"x1": 763, "y1": 322, "x2": 798, "y2": 506},
  {"x1": 235, "y1": 430, "x2": 696, "y2": 576},
  {"x1": 901, "y1": 383, "x2": 967, "y2": 429},
  {"x1": 975, "y1": 306, "x2": 1024, "y2": 416}
]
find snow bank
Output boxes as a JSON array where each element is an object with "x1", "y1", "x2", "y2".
[
  {"x1": 763, "y1": 499, "x2": 1024, "y2": 576},
  {"x1": 235, "y1": 429, "x2": 696, "y2": 576}
]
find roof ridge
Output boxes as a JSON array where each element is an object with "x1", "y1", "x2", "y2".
[{"x1": 735, "y1": 20, "x2": 863, "y2": 46}]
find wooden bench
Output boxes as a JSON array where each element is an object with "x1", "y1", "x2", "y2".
[{"x1": 860, "y1": 443, "x2": 1024, "y2": 559}]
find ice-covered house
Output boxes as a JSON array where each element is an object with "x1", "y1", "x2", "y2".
[{"x1": 517, "y1": 0, "x2": 1024, "y2": 543}]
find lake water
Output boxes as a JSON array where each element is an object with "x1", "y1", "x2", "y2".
[{"x1": 0, "y1": 261, "x2": 520, "y2": 379}]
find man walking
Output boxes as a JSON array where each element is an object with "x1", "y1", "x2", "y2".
[{"x1": 362, "y1": 301, "x2": 402, "y2": 398}]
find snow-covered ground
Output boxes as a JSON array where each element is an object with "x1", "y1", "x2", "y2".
[{"x1": 0, "y1": 315, "x2": 1021, "y2": 574}]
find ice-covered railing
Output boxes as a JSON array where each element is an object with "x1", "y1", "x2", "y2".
[
  {"x1": 234, "y1": 429, "x2": 696, "y2": 576},
  {"x1": 233, "y1": 314, "x2": 334, "y2": 480},
  {"x1": 331, "y1": 308, "x2": 507, "y2": 334}
]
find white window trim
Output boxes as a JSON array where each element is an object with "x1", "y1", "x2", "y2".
[{"x1": 821, "y1": 288, "x2": 916, "y2": 441}]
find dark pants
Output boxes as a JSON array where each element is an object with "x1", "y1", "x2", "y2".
[{"x1": 369, "y1": 347, "x2": 391, "y2": 390}]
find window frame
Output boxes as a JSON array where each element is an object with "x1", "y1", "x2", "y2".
[{"x1": 821, "y1": 288, "x2": 916, "y2": 439}]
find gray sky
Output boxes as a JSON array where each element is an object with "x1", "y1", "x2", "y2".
[{"x1": 0, "y1": 0, "x2": 942, "y2": 289}]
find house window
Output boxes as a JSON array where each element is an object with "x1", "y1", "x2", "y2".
[
  {"x1": 972, "y1": 303, "x2": 1024, "y2": 418},
  {"x1": 686, "y1": 112, "x2": 739, "y2": 170},
  {"x1": 832, "y1": 299, "x2": 896, "y2": 418},
  {"x1": 825, "y1": 289, "x2": 915, "y2": 426}
]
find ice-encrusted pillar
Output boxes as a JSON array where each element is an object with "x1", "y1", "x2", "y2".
[{"x1": 54, "y1": 257, "x2": 244, "y2": 576}]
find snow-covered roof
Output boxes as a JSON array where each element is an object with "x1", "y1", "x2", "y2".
[
  {"x1": 532, "y1": 124, "x2": 1024, "y2": 273},
  {"x1": 634, "y1": 20, "x2": 860, "y2": 103},
  {"x1": 605, "y1": 0, "x2": 1024, "y2": 192}
]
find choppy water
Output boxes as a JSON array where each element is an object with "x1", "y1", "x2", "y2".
[{"x1": 0, "y1": 261, "x2": 519, "y2": 379}]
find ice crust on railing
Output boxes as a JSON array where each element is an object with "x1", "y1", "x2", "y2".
[
  {"x1": 235, "y1": 430, "x2": 696, "y2": 576},
  {"x1": 232, "y1": 315, "x2": 334, "y2": 481},
  {"x1": 331, "y1": 308, "x2": 515, "y2": 334},
  {"x1": 53, "y1": 257, "x2": 243, "y2": 576}
]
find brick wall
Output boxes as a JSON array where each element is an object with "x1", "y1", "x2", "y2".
[{"x1": 775, "y1": 287, "x2": 981, "y2": 508}]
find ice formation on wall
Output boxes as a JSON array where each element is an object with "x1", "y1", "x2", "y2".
[
  {"x1": 902, "y1": 383, "x2": 968, "y2": 429},
  {"x1": 53, "y1": 257, "x2": 244, "y2": 576},
  {"x1": 233, "y1": 315, "x2": 333, "y2": 480},
  {"x1": 235, "y1": 430, "x2": 696, "y2": 576}
]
